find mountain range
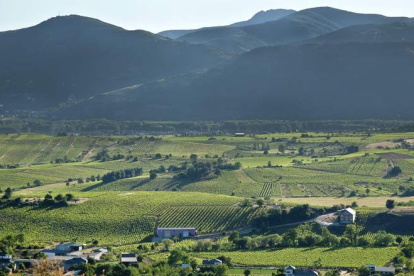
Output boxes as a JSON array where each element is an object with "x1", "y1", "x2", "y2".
[{"x1": 1, "y1": 7, "x2": 414, "y2": 120}]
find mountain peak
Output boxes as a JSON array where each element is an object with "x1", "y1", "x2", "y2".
[
  {"x1": 34, "y1": 14, "x2": 124, "y2": 32},
  {"x1": 230, "y1": 9, "x2": 296, "y2": 27}
]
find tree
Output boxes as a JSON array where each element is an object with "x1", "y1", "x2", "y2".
[
  {"x1": 351, "y1": 201, "x2": 359, "y2": 208},
  {"x1": 283, "y1": 229, "x2": 298, "y2": 246},
  {"x1": 325, "y1": 270, "x2": 341, "y2": 276},
  {"x1": 298, "y1": 147, "x2": 305, "y2": 156},
  {"x1": 387, "y1": 166, "x2": 402, "y2": 177},
  {"x1": 150, "y1": 172, "x2": 157, "y2": 180},
  {"x1": 257, "y1": 199, "x2": 265, "y2": 207},
  {"x1": 167, "y1": 250, "x2": 188, "y2": 265},
  {"x1": 189, "y1": 154, "x2": 198, "y2": 162},
  {"x1": 386, "y1": 199, "x2": 395, "y2": 210},
  {"x1": 215, "y1": 264, "x2": 229, "y2": 276},
  {"x1": 228, "y1": 231, "x2": 239, "y2": 242},
  {"x1": 33, "y1": 179, "x2": 43, "y2": 186},
  {"x1": 278, "y1": 145, "x2": 286, "y2": 153},
  {"x1": 3, "y1": 188, "x2": 12, "y2": 199},
  {"x1": 162, "y1": 239, "x2": 174, "y2": 251},
  {"x1": 402, "y1": 242, "x2": 414, "y2": 258},
  {"x1": 267, "y1": 161, "x2": 272, "y2": 167},
  {"x1": 374, "y1": 231, "x2": 394, "y2": 247},
  {"x1": 344, "y1": 224, "x2": 362, "y2": 246},
  {"x1": 244, "y1": 269, "x2": 251, "y2": 276},
  {"x1": 358, "y1": 266, "x2": 371, "y2": 276}
]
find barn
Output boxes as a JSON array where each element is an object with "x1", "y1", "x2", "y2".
[{"x1": 156, "y1": 228, "x2": 197, "y2": 239}]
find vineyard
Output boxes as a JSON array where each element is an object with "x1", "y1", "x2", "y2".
[
  {"x1": 191, "y1": 247, "x2": 400, "y2": 268},
  {"x1": 0, "y1": 191, "x2": 254, "y2": 245},
  {"x1": 1, "y1": 131, "x2": 414, "y2": 256}
]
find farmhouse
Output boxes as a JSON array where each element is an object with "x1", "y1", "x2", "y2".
[
  {"x1": 156, "y1": 227, "x2": 197, "y2": 239},
  {"x1": 55, "y1": 242, "x2": 83, "y2": 255},
  {"x1": 285, "y1": 266, "x2": 319, "y2": 276},
  {"x1": 366, "y1": 264, "x2": 396, "y2": 275},
  {"x1": 15, "y1": 259, "x2": 39, "y2": 269},
  {"x1": 64, "y1": 257, "x2": 87, "y2": 272},
  {"x1": 0, "y1": 253, "x2": 13, "y2": 269},
  {"x1": 339, "y1": 208, "x2": 356, "y2": 224},
  {"x1": 120, "y1": 253, "x2": 138, "y2": 267},
  {"x1": 202, "y1": 259, "x2": 223, "y2": 266},
  {"x1": 87, "y1": 248, "x2": 108, "y2": 261}
]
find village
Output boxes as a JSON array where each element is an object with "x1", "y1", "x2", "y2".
[{"x1": 0, "y1": 207, "x2": 400, "y2": 275}]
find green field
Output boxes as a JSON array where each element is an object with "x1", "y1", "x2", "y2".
[{"x1": 191, "y1": 247, "x2": 400, "y2": 268}]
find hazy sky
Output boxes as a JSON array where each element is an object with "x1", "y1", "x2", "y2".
[{"x1": 1, "y1": 0, "x2": 414, "y2": 33}]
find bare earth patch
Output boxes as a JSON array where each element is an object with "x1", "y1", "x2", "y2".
[
  {"x1": 365, "y1": 142, "x2": 400, "y2": 149},
  {"x1": 118, "y1": 192, "x2": 135, "y2": 196},
  {"x1": 376, "y1": 152, "x2": 413, "y2": 160},
  {"x1": 69, "y1": 198, "x2": 89, "y2": 205}
]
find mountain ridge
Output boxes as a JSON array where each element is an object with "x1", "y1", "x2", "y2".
[{"x1": 0, "y1": 15, "x2": 233, "y2": 110}]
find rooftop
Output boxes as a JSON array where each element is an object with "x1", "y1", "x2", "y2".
[
  {"x1": 157, "y1": 228, "x2": 196, "y2": 230},
  {"x1": 340, "y1": 208, "x2": 356, "y2": 215}
]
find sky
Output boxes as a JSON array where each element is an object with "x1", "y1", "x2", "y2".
[{"x1": 1, "y1": 0, "x2": 414, "y2": 33}]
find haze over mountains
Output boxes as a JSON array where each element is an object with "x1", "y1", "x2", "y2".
[{"x1": 1, "y1": 7, "x2": 414, "y2": 120}]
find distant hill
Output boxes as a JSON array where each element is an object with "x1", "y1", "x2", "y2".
[
  {"x1": 0, "y1": 15, "x2": 233, "y2": 110},
  {"x1": 53, "y1": 41, "x2": 414, "y2": 120},
  {"x1": 304, "y1": 21, "x2": 414, "y2": 44},
  {"x1": 177, "y1": 7, "x2": 411, "y2": 53},
  {"x1": 157, "y1": 9, "x2": 295, "y2": 39},
  {"x1": 229, "y1": 9, "x2": 296, "y2": 27}
]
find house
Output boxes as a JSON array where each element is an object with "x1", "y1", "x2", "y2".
[
  {"x1": 63, "y1": 257, "x2": 87, "y2": 272},
  {"x1": 156, "y1": 228, "x2": 197, "y2": 239},
  {"x1": 87, "y1": 248, "x2": 108, "y2": 261},
  {"x1": 285, "y1": 266, "x2": 319, "y2": 276},
  {"x1": 41, "y1": 249, "x2": 56, "y2": 258},
  {"x1": 55, "y1": 242, "x2": 83, "y2": 255},
  {"x1": 0, "y1": 253, "x2": 13, "y2": 269},
  {"x1": 14, "y1": 259, "x2": 39, "y2": 269},
  {"x1": 338, "y1": 208, "x2": 356, "y2": 224},
  {"x1": 235, "y1": 133, "x2": 246, "y2": 137},
  {"x1": 366, "y1": 264, "x2": 396, "y2": 275},
  {"x1": 120, "y1": 253, "x2": 138, "y2": 267},
  {"x1": 202, "y1": 259, "x2": 222, "y2": 266}
]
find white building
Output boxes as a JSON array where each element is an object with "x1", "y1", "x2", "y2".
[{"x1": 338, "y1": 208, "x2": 356, "y2": 224}]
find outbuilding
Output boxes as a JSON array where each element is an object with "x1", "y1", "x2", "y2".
[
  {"x1": 285, "y1": 266, "x2": 319, "y2": 276},
  {"x1": 156, "y1": 228, "x2": 197, "y2": 239},
  {"x1": 121, "y1": 253, "x2": 138, "y2": 267}
]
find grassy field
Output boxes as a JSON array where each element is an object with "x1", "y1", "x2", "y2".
[{"x1": 191, "y1": 247, "x2": 400, "y2": 268}]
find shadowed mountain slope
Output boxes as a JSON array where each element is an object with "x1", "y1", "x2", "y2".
[
  {"x1": 0, "y1": 15, "x2": 233, "y2": 110},
  {"x1": 52, "y1": 41, "x2": 414, "y2": 120}
]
